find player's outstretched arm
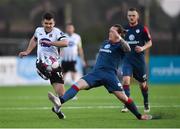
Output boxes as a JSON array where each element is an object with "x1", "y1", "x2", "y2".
[
  {"x1": 42, "y1": 39, "x2": 68, "y2": 47},
  {"x1": 119, "y1": 37, "x2": 131, "y2": 52},
  {"x1": 111, "y1": 28, "x2": 131, "y2": 52},
  {"x1": 18, "y1": 36, "x2": 37, "y2": 58}
]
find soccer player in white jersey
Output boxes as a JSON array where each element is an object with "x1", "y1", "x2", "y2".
[
  {"x1": 19, "y1": 12, "x2": 68, "y2": 119},
  {"x1": 61, "y1": 23, "x2": 86, "y2": 100}
]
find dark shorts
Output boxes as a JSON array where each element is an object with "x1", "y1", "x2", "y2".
[
  {"x1": 82, "y1": 69, "x2": 123, "y2": 93},
  {"x1": 122, "y1": 58, "x2": 147, "y2": 82},
  {"x1": 36, "y1": 60, "x2": 64, "y2": 85},
  {"x1": 62, "y1": 61, "x2": 77, "y2": 73}
]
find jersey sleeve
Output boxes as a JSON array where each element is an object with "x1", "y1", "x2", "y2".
[
  {"x1": 143, "y1": 26, "x2": 151, "y2": 42},
  {"x1": 57, "y1": 29, "x2": 68, "y2": 41},
  {"x1": 33, "y1": 28, "x2": 39, "y2": 41}
]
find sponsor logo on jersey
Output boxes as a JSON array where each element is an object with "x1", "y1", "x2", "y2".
[
  {"x1": 40, "y1": 38, "x2": 51, "y2": 47},
  {"x1": 99, "y1": 49, "x2": 112, "y2": 53}
]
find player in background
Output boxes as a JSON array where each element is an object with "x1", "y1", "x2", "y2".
[
  {"x1": 121, "y1": 8, "x2": 152, "y2": 113},
  {"x1": 61, "y1": 23, "x2": 86, "y2": 100},
  {"x1": 48, "y1": 24, "x2": 152, "y2": 120},
  {"x1": 18, "y1": 12, "x2": 68, "y2": 119}
]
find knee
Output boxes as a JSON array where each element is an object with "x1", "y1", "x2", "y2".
[
  {"x1": 122, "y1": 76, "x2": 130, "y2": 85},
  {"x1": 139, "y1": 82, "x2": 148, "y2": 89},
  {"x1": 75, "y1": 79, "x2": 89, "y2": 90}
]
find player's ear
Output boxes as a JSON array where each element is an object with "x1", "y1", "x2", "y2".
[{"x1": 136, "y1": 12, "x2": 139, "y2": 20}]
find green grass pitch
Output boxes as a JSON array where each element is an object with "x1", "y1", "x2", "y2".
[{"x1": 0, "y1": 84, "x2": 180, "y2": 128}]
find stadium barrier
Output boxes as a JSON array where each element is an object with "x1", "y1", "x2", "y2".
[
  {"x1": 149, "y1": 56, "x2": 180, "y2": 84},
  {"x1": 0, "y1": 56, "x2": 48, "y2": 86},
  {"x1": 0, "y1": 56, "x2": 84, "y2": 86}
]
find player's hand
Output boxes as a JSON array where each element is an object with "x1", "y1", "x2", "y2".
[
  {"x1": 135, "y1": 46, "x2": 144, "y2": 53},
  {"x1": 18, "y1": 51, "x2": 29, "y2": 58},
  {"x1": 111, "y1": 28, "x2": 122, "y2": 42}
]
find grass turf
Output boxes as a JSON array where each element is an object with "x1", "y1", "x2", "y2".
[{"x1": 0, "y1": 84, "x2": 180, "y2": 128}]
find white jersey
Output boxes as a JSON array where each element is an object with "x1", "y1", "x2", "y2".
[
  {"x1": 61, "y1": 33, "x2": 82, "y2": 61},
  {"x1": 34, "y1": 27, "x2": 67, "y2": 63}
]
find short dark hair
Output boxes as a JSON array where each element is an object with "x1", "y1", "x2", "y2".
[
  {"x1": 42, "y1": 12, "x2": 54, "y2": 20},
  {"x1": 128, "y1": 7, "x2": 139, "y2": 13},
  {"x1": 113, "y1": 24, "x2": 126, "y2": 34}
]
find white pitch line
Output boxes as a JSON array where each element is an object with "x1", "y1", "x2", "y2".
[{"x1": 0, "y1": 105, "x2": 180, "y2": 111}]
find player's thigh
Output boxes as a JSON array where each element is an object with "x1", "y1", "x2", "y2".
[
  {"x1": 133, "y1": 64, "x2": 147, "y2": 83},
  {"x1": 62, "y1": 61, "x2": 76, "y2": 73},
  {"x1": 50, "y1": 71, "x2": 64, "y2": 85},
  {"x1": 122, "y1": 76, "x2": 131, "y2": 85},
  {"x1": 103, "y1": 72, "x2": 123, "y2": 93},
  {"x1": 70, "y1": 61, "x2": 77, "y2": 72},
  {"x1": 122, "y1": 62, "x2": 133, "y2": 77},
  {"x1": 81, "y1": 72, "x2": 103, "y2": 90},
  {"x1": 61, "y1": 61, "x2": 69, "y2": 73},
  {"x1": 75, "y1": 79, "x2": 89, "y2": 90}
]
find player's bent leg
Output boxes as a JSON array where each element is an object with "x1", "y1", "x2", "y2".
[
  {"x1": 113, "y1": 91, "x2": 152, "y2": 120},
  {"x1": 139, "y1": 81, "x2": 150, "y2": 113},
  {"x1": 48, "y1": 83, "x2": 66, "y2": 119},
  {"x1": 121, "y1": 76, "x2": 131, "y2": 112},
  {"x1": 48, "y1": 92, "x2": 66, "y2": 119},
  {"x1": 51, "y1": 106, "x2": 66, "y2": 119},
  {"x1": 52, "y1": 83, "x2": 65, "y2": 96}
]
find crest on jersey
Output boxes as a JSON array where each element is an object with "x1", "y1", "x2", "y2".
[
  {"x1": 136, "y1": 29, "x2": 140, "y2": 33},
  {"x1": 68, "y1": 41, "x2": 75, "y2": 47},
  {"x1": 49, "y1": 34, "x2": 53, "y2": 37},
  {"x1": 104, "y1": 44, "x2": 111, "y2": 49},
  {"x1": 129, "y1": 34, "x2": 135, "y2": 41}
]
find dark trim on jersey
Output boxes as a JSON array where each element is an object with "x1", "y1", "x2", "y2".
[
  {"x1": 58, "y1": 36, "x2": 66, "y2": 41},
  {"x1": 143, "y1": 26, "x2": 151, "y2": 40},
  {"x1": 34, "y1": 37, "x2": 37, "y2": 41},
  {"x1": 45, "y1": 30, "x2": 51, "y2": 35}
]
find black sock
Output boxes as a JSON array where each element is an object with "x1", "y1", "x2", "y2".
[{"x1": 141, "y1": 85, "x2": 149, "y2": 106}]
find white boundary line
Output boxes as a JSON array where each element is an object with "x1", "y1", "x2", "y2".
[{"x1": 0, "y1": 105, "x2": 180, "y2": 110}]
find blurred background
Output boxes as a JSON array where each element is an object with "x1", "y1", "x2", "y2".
[{"x1": 0, "y1": 0, "x2": 180, "y2": 85}]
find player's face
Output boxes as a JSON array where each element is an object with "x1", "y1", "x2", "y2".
[
  {"x1": 127, "y1": 11, "x2": 139, "y2": 25},
  {"x1": 108, "y1": 26, "x2": 118, "y2": 42},
  {"x1": 42, "y1": 19, "x2": 55, "y2": 32},
  {"x1": 66, "y1": 25, "x2": 75, "y2": 35}
]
